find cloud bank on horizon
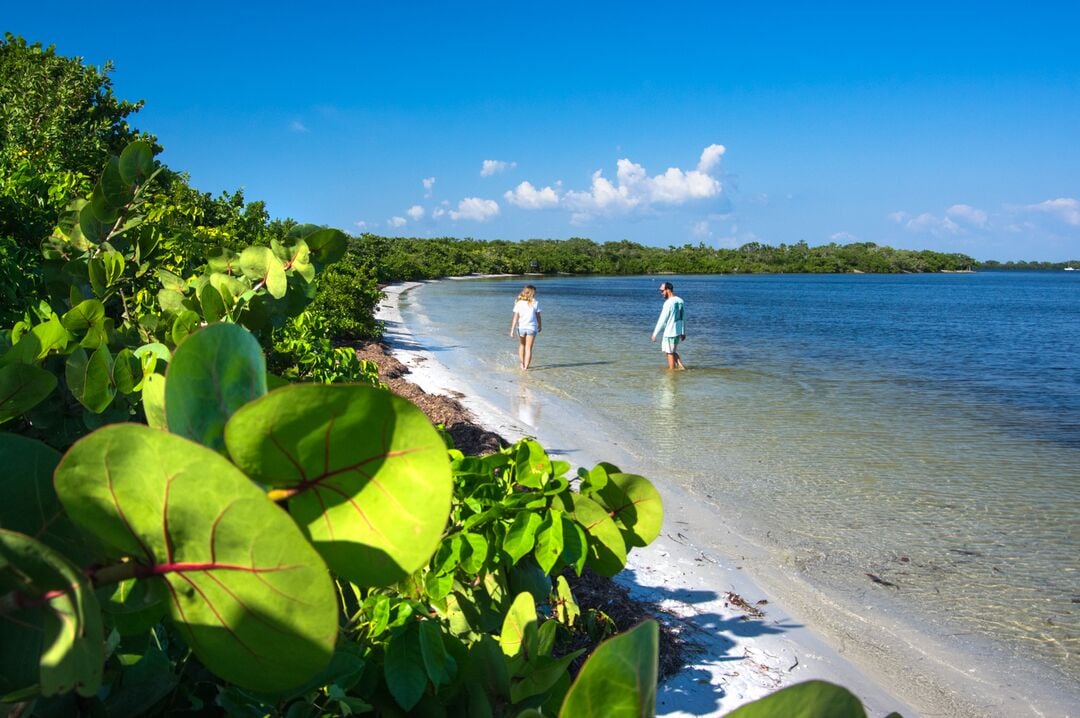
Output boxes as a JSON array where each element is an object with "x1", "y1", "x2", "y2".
[{"x1": 368, "y1": 144, "x2": 1077, "y2": 261}]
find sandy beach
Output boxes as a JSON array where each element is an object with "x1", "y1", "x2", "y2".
[{"x1": 375, "y1": 281, "x2": 918, "y2": 716}]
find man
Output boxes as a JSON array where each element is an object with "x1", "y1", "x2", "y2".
[{"x1": 651, "y1": 281, "x2": 686, "y2": 369}]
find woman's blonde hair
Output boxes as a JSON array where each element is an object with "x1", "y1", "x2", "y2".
[{"x1": 517, "y1": 284, "x2": 537, "y2": 303}]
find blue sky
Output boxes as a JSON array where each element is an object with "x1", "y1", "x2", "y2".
[{"x1": 7, "y1": 2, "x2": 1080, "y2": 260}]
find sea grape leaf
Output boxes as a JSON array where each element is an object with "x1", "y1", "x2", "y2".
[
  {"x1": 170, "y1": 310, "x2": 201, "y2": 347},
  {"x1": 419, "y1": 619, "x2": 457, "y2": 686},
  {"x1": 510, "y1": 650, "x2": 582, "y2": 705},
  {"x1": 725, "y1": 680, "x2": 868, "y2": 718},
  {"x1": 165, "y1": 323, "x2": 266, "y2": 452},
  {"x1": 594, "y1": 473, "x2": 664, "y2": 548},
  {"x1": 0, "y1": 434, "x2": 92, "y2": 566},
  {"x1": 558, "y1": 620, "x2": 657, "y2": 718},
  {"x1": 118, "y1": 141, "x2": 154, "y2": 185},
  {"x1": 288, "y1": 241, "x2": 316, "y2": 282},
  {"x1": 384, "y1": 623, "x2": 427, "y2": 711},
  {"x1": 534, "y1": 512, "x2": 564, "y2": 574},
  {"x1": 514, "y1": 439, "x2": 552, "y2": 489},
  {"x1": 289, "y1": 226, "x2": 347, "y2": 267},
  {"x1": 53, "y1": 424, "x2": 337, "y2": 692},
  {"x1": 238, "y1": 246, "x2": 287, "y2": 299},
  {"x1": 100, "y1": 155, "x2": 133, "y2": 208},
  {"x1": 0, "y1": 529, "x2": 104, "y2": 698},
  {"x1": 224, "y1": 384, "x2": 452, "y2": 586},
  {"x1": 499, "y1": 591, "x2": 538, "y2": 661},
  {"x1": 459, "y1": 532, "x2": 489, "y2": 575},
  {"x1": 199, "y1": 284, "x2": 228, "y2": 323},
  {"x1": 61, "y1": 299, "x2": 107, "y2": 350},
  {"x1": 65, "y1": 346, "x2": 116, "y2": 414},
  {"x1": 0, "y1": 363, "x2": 57, "y2": 424},
  {"x1": 503, "y1": 511, "x2": 542, "y2": 565},
  {"x1": 102, "y1": 647, "x2": 177, "y2": 717},
  {"x1": 555, "y1": 493, "x2": 627, "y2": 577},
  {"x1": 101, "y1": 578, "x2": 168, "y2": 636},
  {"x1": 141, "y1": 373, "x2": 167, "y2": 430},
  {"x1": 558, "y1": 516, "x2": 588, "y2": 576},
  {"x1": 112, "y1": 349, "x2": 141, "y2": 395}
]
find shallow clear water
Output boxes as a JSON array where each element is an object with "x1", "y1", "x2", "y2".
[{"x1": 400, "y1": 272, "x2": 1080, "y2": 683}]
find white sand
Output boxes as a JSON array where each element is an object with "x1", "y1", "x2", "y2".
[{"x1": 377, "y1": 282, "x2": 1076, "y2": 718}]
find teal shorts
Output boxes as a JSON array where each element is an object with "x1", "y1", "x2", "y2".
[{"x1": 660, "y1": 336, "x2": 680, "y2": 353}]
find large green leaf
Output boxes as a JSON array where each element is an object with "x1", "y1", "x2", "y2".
[
  {"x1": 556, "y1": 493, "x2": 627, "y2": 577},
  {"x1": 503, "y1": 511, "x2": 542, "y2": 564},
  {"x1": 594, "y1": 473, "x2": 663, "y2": 548},
  {"x1": 0, "y1": 529, "x2": 104, "y2": 698},
  {"x1": 289, "y1": 226, "x2": 347, "y2": 267},
  {"x1": 239, "y1": 246, "x2": 287, "y2": 299},
  {"x1": 118, "y1": 140, "x2": 155, "y2": 185},
  {"x1": 53, "y1": 424, "x2": 337, "y2": 692},
  {"x1": 165, "y1": 323, "x2": 267, "y2": 452},
  {"x1": 724, "y1": 680, "x2": 869, "y2": 718},
  {"x1": 0, "y1": 363, "x2": 57, "y2": 424},
  {"x1": 65, "y1": 346, "x2": 116, "y2": 413},
  {"x1": 224, "y1": 384, "x2": 452, "y2": 586},
  {"x1": 534, "y1": 512, "x2": 564, "y2": 574},
  {"x1": 384, "y1": 623, "x2": 427, "y2": 711},
  {"x1": 0, "y1": 434, "x2": 91, "y2": 565},
  {"x1": 419, "y1": 619, "x2": 457, "y2": 686},
  {"x1": 559, "y1": 620, "x2": 657, "y2": 718},
  {"x1": 499, "y1": 591, "x2": 538, "y2": 661},
  {"x1": 61, "y1": 299, "x2": 108, "y2": 349}
]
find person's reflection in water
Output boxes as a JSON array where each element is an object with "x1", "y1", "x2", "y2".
[
  {"x1": 512, "y1": 382, "x2": 541, "y2": 428},
  {"x1": 652, "y1": 371, "x2": 681, "y2": 454}
]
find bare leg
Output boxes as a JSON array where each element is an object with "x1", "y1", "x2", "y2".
[
  {"x1": 665, "y1": 352, "x2": 676, "y2": 370},
  {"x1": 523, "y1": 334, "x2": 536, "y2": 369},
  {"x1": 674, "y1": 351, "x2": 685, "y2": 370},
  {"x1": 518, "y1": 336, "x2": 526, "y2": 369}
]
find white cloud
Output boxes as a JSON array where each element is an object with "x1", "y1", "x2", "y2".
[
  {"x1": 289, "y1": 120, "x2": 309, "y2": 133},
  {"x1": 947, "y1": 204, "x2": 988, "y2": 227},
  {"x1": 388, "y1": 216, "x2": 407, "y2": 228},
  {"x1": 355, "y1": 220, "x2": 369, "y2": 230},
  {"x1": 422, "y1": 177, "x2": 436, "y2": 197},
  {"x1": 481, "y1": 160, "x2": 517, "y2": 177},
  {"x1": 888, "y1": 210, "x2": 961, "y2": 235},
  {"x1": 691, "y1": 220, "x2": 711, "y2": 238},
  {"x1": 406, "y1": 205, "x2": 425, "y2": 220},
  {"x1": 504, "y1": 181, "x2": 560, "y2": 209},
  {"x1": 1023, "y1": 197, "x2": 1080, "y2": 226},
  {"x1": 449, "y1": 197, "x2": 500, "y2": 222},
  {"x1": 697, "y1": 144, "x2": 727, "y2": 174},
  {"x1": 560, "y1": 145, "x2": 724, "y2": 221},
  {"x1": 830, "y1": 231, "x2": 859, "y2": 242},
  {"x1": 432, "y1": 207, "x2": 447, "y2": 219}
]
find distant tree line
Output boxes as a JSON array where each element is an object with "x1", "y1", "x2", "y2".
[
  {"x1": 976, "y1": 259, "x2": 1079, "y2": 270},
  {"x1": 348, "y1": 235, "x2": 978, "y2": 281}
]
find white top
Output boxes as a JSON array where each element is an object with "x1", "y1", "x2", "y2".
[{"x1": 513, "y1": 299, "x2": 541, "y2": 332}]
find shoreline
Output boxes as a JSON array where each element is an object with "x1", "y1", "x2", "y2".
[{"x1": 375, "y1": 281, "x2": 915, "y2": 716}]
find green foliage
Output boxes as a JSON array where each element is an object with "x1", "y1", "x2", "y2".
[
  {"x1": 1, "y1": 139, "x2": 373, "y2": 450},
  {"x1": 0, "y1": 322, "x2": 670, "y2": 716},
  {"x1": 349, "y1": 234, "x2": 977, "y2": 280}
]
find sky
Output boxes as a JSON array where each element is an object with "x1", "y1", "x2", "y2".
[{"x1": 7, "y1": 2, "x2": 1080, "y2": 260}]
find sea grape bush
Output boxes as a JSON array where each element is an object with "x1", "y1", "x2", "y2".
[
  {"x1": 0, "y1": 322, "x2": 667, "y2": 716},
  {"x1": 0, "y1": 140, "x2": 378, "y2": 450}
]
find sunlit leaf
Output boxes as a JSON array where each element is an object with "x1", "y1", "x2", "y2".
[
  {"x1": 54, "y1": 424, "x2": 337, "y2": 692},
  {"x1": 555, "y1": 493, "x2": 626, "y2": 577},
  {"x1": 503, "y1": 511, "x2": 542, "y2": 565},
  {"x1": 594, "y1": 473, "x2": 663, "y2": 548},
  {"x1": 724, "y1": 680, "x2": 869, "y2": 718},
  {"x1": 165, "y1": 323, "x2": 266, "y2": 452},
  {"x1": 559, "y1": 621, "x2": 657, "y2": 718},
  {"x1": 65, "y1": 346, "x2": 116, "y2": 414},
  {"x1": 225, "y1": 384, "x2": 452, "y2": 586},
  {"x1": 499, "y1": 591, "x2": 538, "y2": 661}
]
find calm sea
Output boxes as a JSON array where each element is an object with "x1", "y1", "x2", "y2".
[{"x1": 399, "y1": 272, "x2": 1079, "y2": 685}]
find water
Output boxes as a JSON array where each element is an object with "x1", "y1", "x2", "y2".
[{"x1": 400, "y1": 272, "x2": 1080, "y2": 687}]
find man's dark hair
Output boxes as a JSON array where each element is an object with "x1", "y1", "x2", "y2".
[{"x1": 661, "y1": 281, "x2": 674, "y2": 291}]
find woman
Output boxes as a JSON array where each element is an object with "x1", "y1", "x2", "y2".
[{"x1": 509, "y1": 284, "x2": 542, "y2": 370}]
